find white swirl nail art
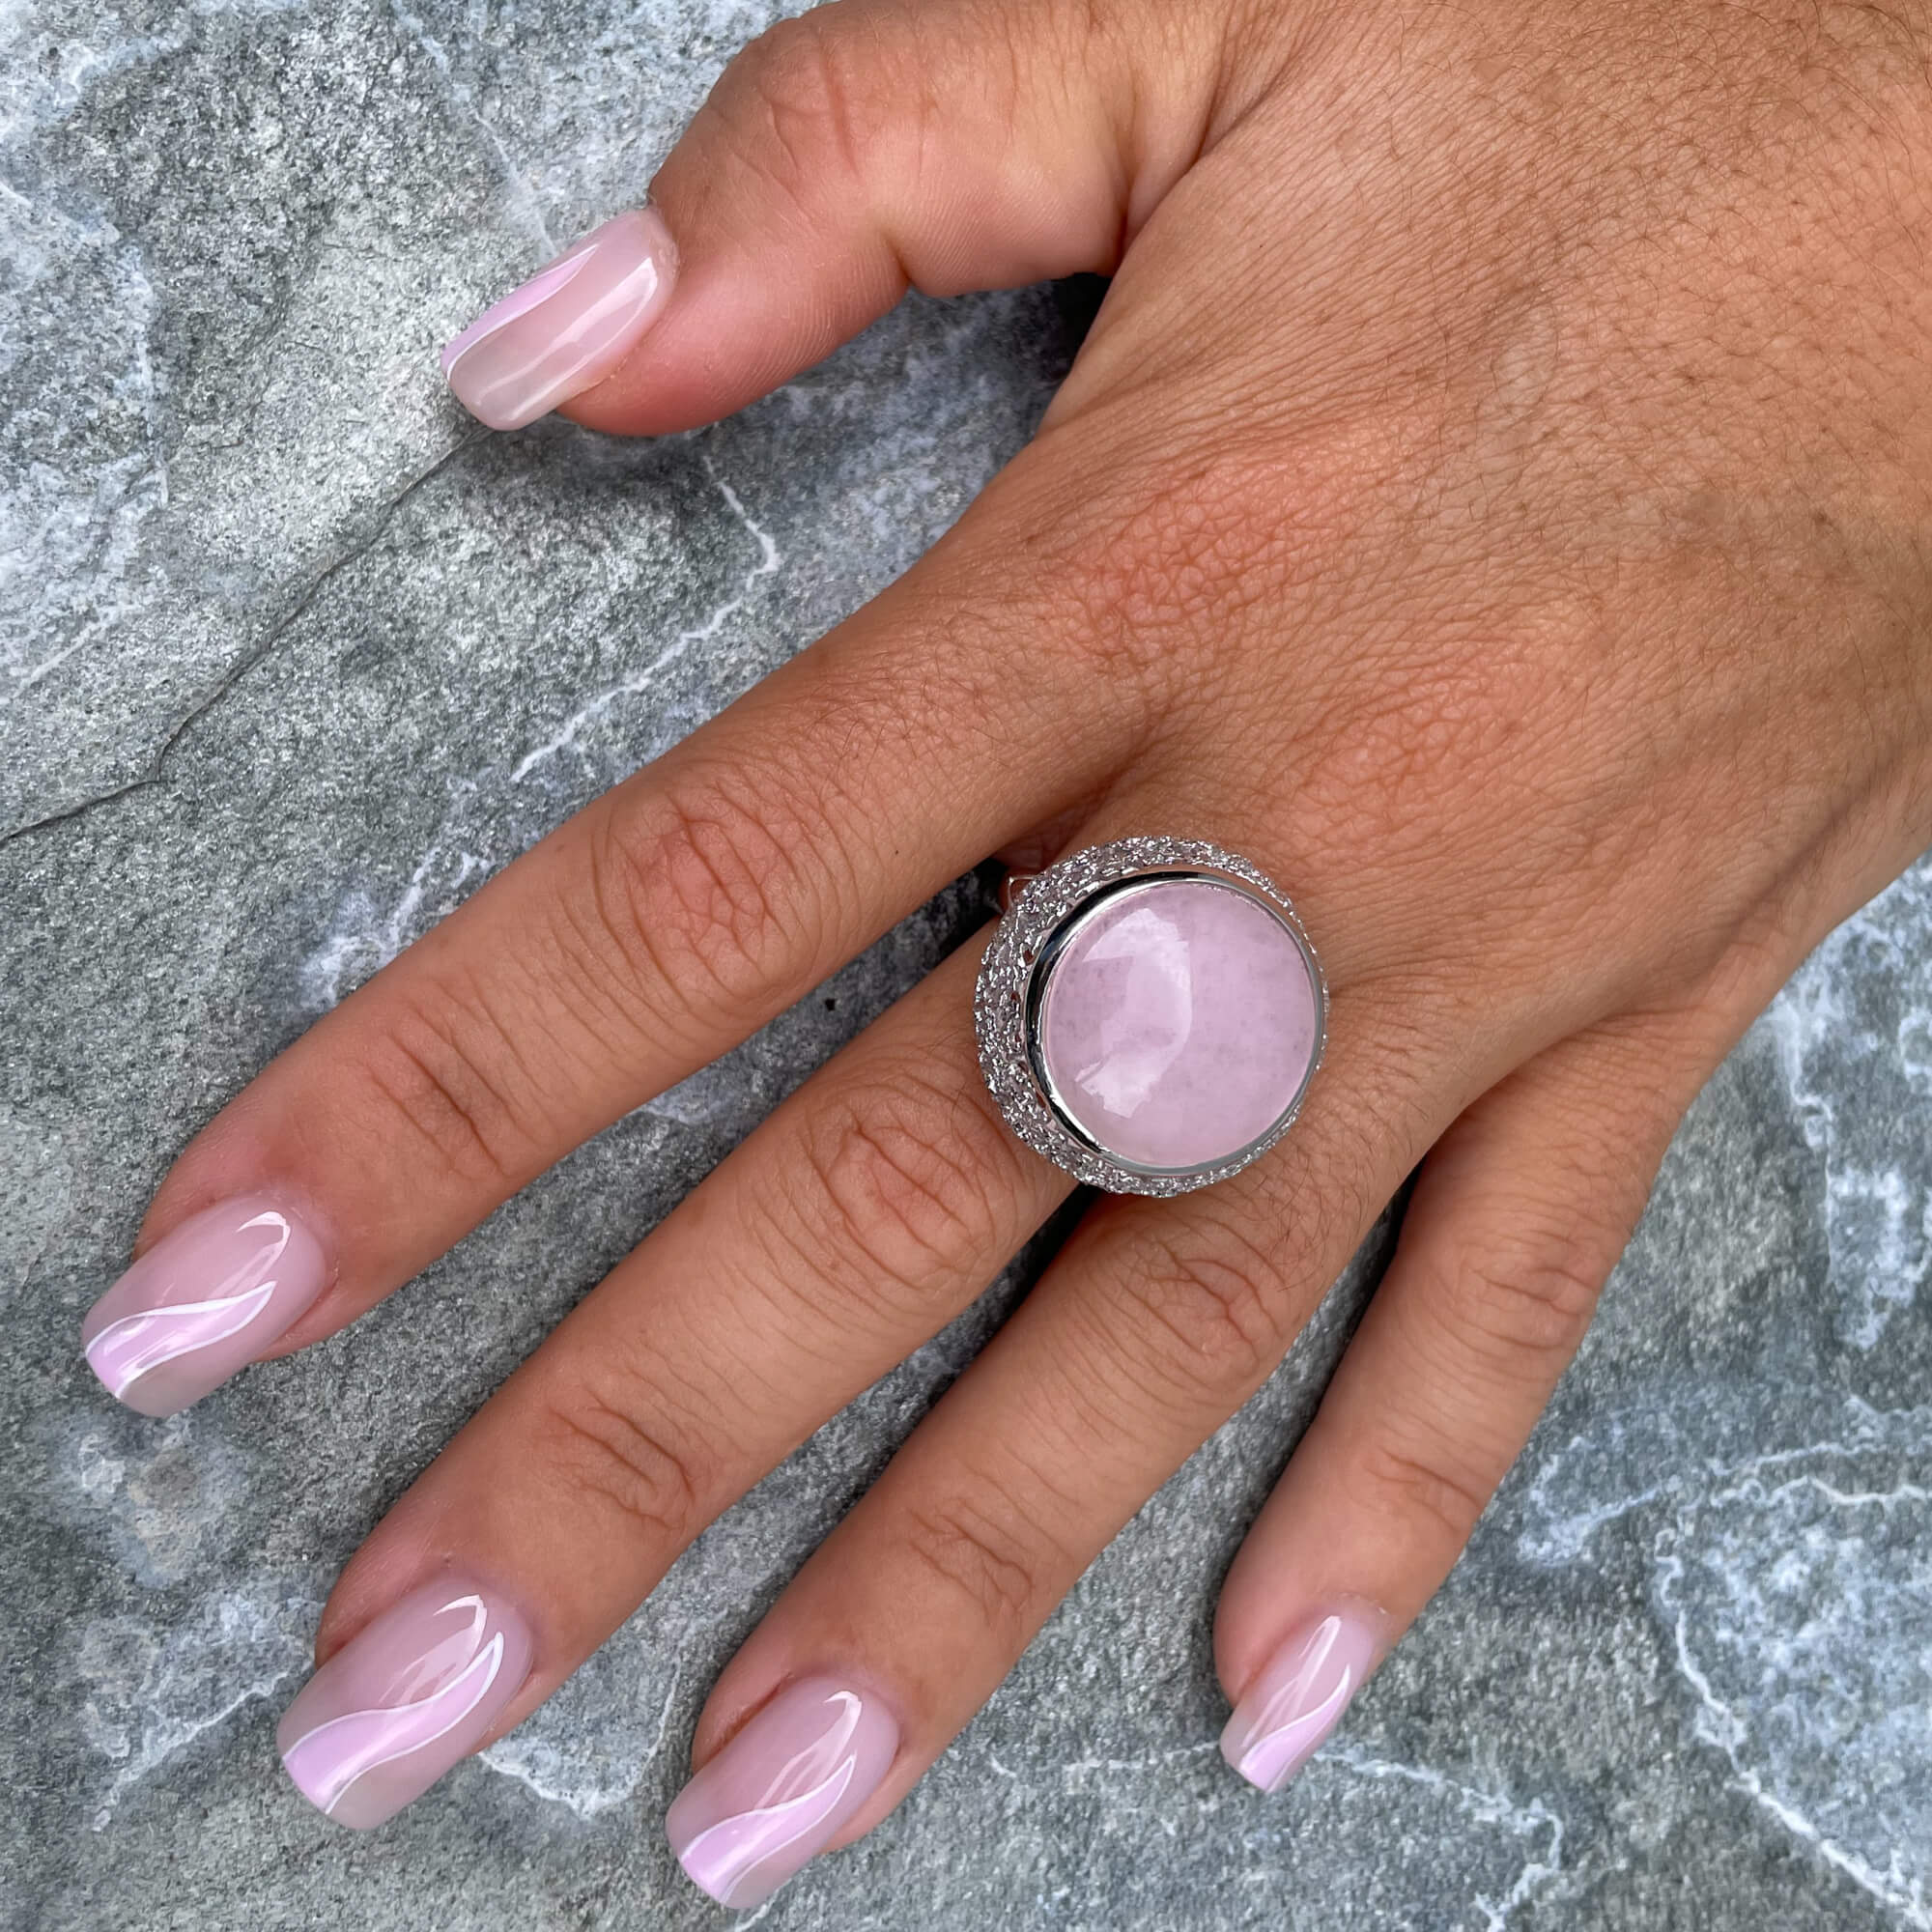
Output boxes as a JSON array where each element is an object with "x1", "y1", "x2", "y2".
[
  {"x1": 1223, "y1": 1608, "x2": 1382, "y2": 1794},
  {"x1": 1232, "y1": 1625, "x2": 1355, "y2": 1783},
  {"x1": 276, "y1": 1581, "x2": 535, "y2": 1831},
  {"x1": 679, "y1": 1691, "x2": 866, "y2": 1908},
  {"x1": 83, "y1": 1212, "x2": 294, "y2": 1398},
  {"x1": 85, "y1": 1279, "x2": 278, "y2": 1397},
  {"x1": 280, "y1": 1599, "x2": 507, "y2": 1818},
  {"x1": 81, "y1": 1199, "x2": 330, "y2": 1418}
]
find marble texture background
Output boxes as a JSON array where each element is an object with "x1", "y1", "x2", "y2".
[{"x1": 3, "y1": 1, "x2": 1930, "y2": 1927}]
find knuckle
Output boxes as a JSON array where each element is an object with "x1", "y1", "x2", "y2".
[
  {"x1": 1026, "y1": 413, "x2": 1380, "y2": 717},
  {"x1": 794, "y1": 1067, "x2": 1017, "y2": 1313},
  {"x1": 589, "y1": 763, "x2": 832, "y2": 1034},
  {"x1": 531, "y1": 1380, "x2": 704, "y2": 1548},
  {"x1": 1432, "y1": 1225, "x2": 1608, "y2": 1368},
  {"x1": 900, "y1": 1488, "x2": 1046, "y2": 1643},
  {"x1": 1046, "y1": 441, "x2": 1303, "y2": 693},
  {"x1": 1354, "y1": 1434, "x2": 1492, "y2": 1548},
  {"x1": 1296, "y1": 645, "x2": 1575, "y2": 872},
  {"x1": 717, "y1": 11, "x2": 882, "y2": 204},
  {"x1": 1112, "y1": 1220, "x2": 1295, "y2": 1406},
  {"x1": 355, "y1": 980, "x2": 536, "y2": 1189}
]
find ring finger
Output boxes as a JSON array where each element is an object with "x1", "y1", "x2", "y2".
[{"x1": 650, "y1": 836, "x2": 1546, "y2": 1906}]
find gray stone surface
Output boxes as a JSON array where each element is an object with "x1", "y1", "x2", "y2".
[{"x1": 2, "y1": 1, "x2": 1929, "y2": 1927}]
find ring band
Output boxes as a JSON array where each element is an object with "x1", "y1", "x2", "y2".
[{"x1": 974, "y1": 837, "x2": 1327, "y2": 1195}]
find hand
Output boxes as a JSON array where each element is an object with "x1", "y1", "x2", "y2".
[{"x1": 81, "y1": 0, "x2": 1932, "y2": 1903}]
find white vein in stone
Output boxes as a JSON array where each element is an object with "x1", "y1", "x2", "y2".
[
  {"x1": 387, "y1": 1, "x2": 554, "y2": 253},
  {"x1": 1521, "y1": 1392, "x2": 1932, "y2": 1923},
  {"x1": 480, "y1": 1661, "x2": 682, "y2": 1818},
  {"x1": 509, "y1": 463, "x2": 781, "y2": 782},
  {"x1": 78, "y1": 1577, "x2": 315, "y2": 1826},
  {"x1": 1323, "y1": 1745, "x2": 1567, "y2": 1930},
  {"x1": 1661, "y1": 1542, "x2": 1932, "y2": 1929},
  {"x1": 1762, "y1": 856, "x2": 1932, "y2": 1348}
]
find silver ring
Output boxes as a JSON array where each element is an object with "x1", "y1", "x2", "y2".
[{"x1": 974, "y1": 837, "x2": 1327, "y2": 1195}]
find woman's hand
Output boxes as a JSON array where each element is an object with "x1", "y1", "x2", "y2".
[{"x1": 82, "y1": 0, "x2": 1932, "y2": 1902}]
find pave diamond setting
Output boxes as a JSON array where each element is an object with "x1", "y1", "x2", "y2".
[{"x1": 974, "y1": 838, "x2": 1327, "y2": 1195}]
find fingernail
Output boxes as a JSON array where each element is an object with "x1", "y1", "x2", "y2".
[
  {"x1": 1220, "y1": 1605, "x2": 1385, "y2": 1794},
  {"x1": 667, "y1": 1678, "x2": 900, "y2": 1910},
  {"x1": 441, "y1": 208, "x2": 677, "y2": 431},
  {"x1": 80, "y1": 1194, "x2": 329, "y2": 1417},
  {"x1": 276, "y1": 1576, "x2": 534, "y2": 1829}
]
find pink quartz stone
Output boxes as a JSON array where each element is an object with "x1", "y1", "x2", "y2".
[{"x1": 1034, "y1": 878, "x2": 1319, "y2": 1173}]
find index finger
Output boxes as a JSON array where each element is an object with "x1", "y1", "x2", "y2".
[{"x1": 81, "y1": 464, "x2": 1145, "y2": 1416}]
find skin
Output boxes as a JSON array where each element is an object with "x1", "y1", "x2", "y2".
[{"x1": 135, "y1": 0, "x2": 1932, "y2": 1871}]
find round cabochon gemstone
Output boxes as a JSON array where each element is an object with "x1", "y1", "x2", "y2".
[{"x1": 1033, "y1": 876, "x2": 1319, "y2": 1174}]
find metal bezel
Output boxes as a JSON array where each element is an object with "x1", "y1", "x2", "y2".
[{"x1": 973, "y1": 837, "x2": 1328, "y2": 1195}]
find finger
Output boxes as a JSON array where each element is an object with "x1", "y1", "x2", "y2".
[
  {"x1": 270, "y1": 936, "x2": 1073, "y2": 1827},
  {"x1": 443, "y1": 0, "x2": 1240, "y2": 436},
  {"x1": 86, "y1": 456, "x2": 1151, "y2": 1418},
  {"x1": 1211, "y1": 1010, "x2": 1728, "y2": 1793},
  {"x1": 658, "y1": 958, "x2": 1489, "y2": 1909}
]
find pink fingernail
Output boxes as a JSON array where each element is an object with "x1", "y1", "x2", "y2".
[
  {"x1": 667, "y1": 1678, "x2": 900, "y2": 1910},
  {"x1": 441, "y1": 208, "x2": 677, "y2": 431},
  {"x1": 276, "y1": 1576, "x2": 534, "y2": 1829},
  {"x1": 79, "y1": 1194, "x2": 329, "y2": 1417},
  {"x1": 1220, "y1": 1605, "x2": 1385, "y2": 1794}
]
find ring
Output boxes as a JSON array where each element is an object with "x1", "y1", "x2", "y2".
[{"x1": 974, "y1": 837, "x2": 1327, "y2": 1195}]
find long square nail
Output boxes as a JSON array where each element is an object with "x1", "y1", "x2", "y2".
[
  {"x1": 441, "y1": 208, "x2": 676, "y2": 431},
  {"x1": 1220, "y1": 1606, "x2": 1384, "y2": 1793},
  {"x1": 667, "y1": 1678, "x2": 899, "y2": 1909},
  {"x1": 80, "y1": 1195, "x2": 328, "y2": 1417},
  {"x1": 277, "y1": 1576, "x2": 534, "y2": 1829}
]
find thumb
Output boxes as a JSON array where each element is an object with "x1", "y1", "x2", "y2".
[{"x1": 441, "y1": 0, "x2": 1234, "y2": 436}]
